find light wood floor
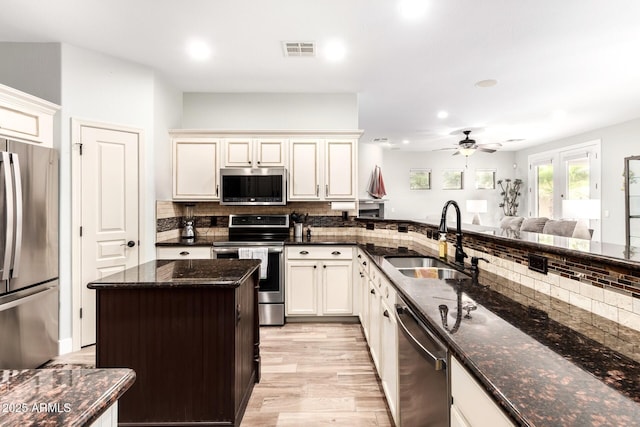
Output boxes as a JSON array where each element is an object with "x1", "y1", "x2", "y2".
[
  {"x1": 242, "y1": 323, "x2": 393, "y2": 427},
  {"x1": 45, "y1": 323, "x2": 393, "y2": 426}
]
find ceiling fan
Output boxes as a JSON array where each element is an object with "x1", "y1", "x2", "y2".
[{"x1": 439, "y1": 130, "x2": 502, "y2": 156}]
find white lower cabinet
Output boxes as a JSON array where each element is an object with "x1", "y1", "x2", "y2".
[
  {"x1": 285, "y1": 246, "x2": 353, "y2": 317},
  {"x1": 156, "y1": 246, "x2": 212, "y2": 259},
  {"x1": 367, "y1": 279, "x2": 382, "y2": 370},
  {"x1": 380, "y1": 296, "x2": 399, "y2": 426},
  {"x1": 286, "y1": 260, "x2": 319, "y2": 315},
  {"x1": 89, "y1": 402, "x2": 118, "y2": 427},
  {"x1": 450, "y1": 356, "x2": 515, "y2": 427}
]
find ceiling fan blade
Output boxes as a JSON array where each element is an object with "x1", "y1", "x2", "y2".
[
  {"x1": 479, "y1": 142, "x2": 502, "y2": 149},
  {"x1": 433, "y1": 147, "x2": 457, "y2": 151},
  {"x1": 477, "y1": 147, "x2": 496, "y2": 153}
]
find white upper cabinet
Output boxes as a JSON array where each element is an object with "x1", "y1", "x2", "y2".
[
  {"x1": 289, "y1": 137, "x2": 358, "y2": 201},
  {"x1": 0, "y1": 83, "x2": 59, "y2": 147},
  {"x1": 171, "y1": 130, "x2": 361, "y2": 202},
  {"x1": 222, "y1": 137, "x2": 287, "y2": 168},
  {"x1": 289, "y1": 139, "x2": 322, "y2": 200},
  {"x1": 172, "y1": 137, "x2": 220, "y2": 201},
  {"x1": 325, "y1": 139, "x2": 356, "y2": 199}
]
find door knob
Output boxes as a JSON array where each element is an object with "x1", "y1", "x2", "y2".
[{"x1": 126, "y1": 240, "x2": 135, "y2": 247}]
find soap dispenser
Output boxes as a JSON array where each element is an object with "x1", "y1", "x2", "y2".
[{"x1": 438, "y1": 233, "x2": 448, "y2": 259}]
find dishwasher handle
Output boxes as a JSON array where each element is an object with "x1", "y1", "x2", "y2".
[{"x1": 395, "y1": 304, "x2": 447, "y2": 371}]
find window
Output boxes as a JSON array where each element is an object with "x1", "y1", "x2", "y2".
[
  {"x1": 528, "y1": 140, "x2": 601, "y2": 237},
  {"x1": 532, "y1": 160, "x2": 553, "y2": 218}
]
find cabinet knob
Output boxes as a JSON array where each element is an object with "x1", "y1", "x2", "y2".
[
  {"x1": 316, "y1": 184, "x2": 319, "y2": 197},
  {"x1": 383, "y1": 310, "x2": 389, "y2": 318},
  {"x1": 357, "y1": 254, "x2": 362, "y2": 258},
  {"x1": 300, "y1": 250, "x2": 309, "y2": 255},
  {"x1": 323, "y1": 264, "x2": 326, "y2": 269},
  {"x1": 179, "y1": 251, "x2": 189, "y2": 256},
  {"x1": 216, "y1": 184, "x2": 219, "y2": 196},
  {"x1": 363, "y1": 261, "x2": 367, "y2": 266},
  {"x1": 331, "y1": 251, "x2": 341, "y2": 255},
  {"x1": 313, "y1": 265, "x2": 317, "y2": 269},
  {"x1": 370, "y1": 289, "x2": 375, "y2": 295},
  {"x1": 257, "y1": 161, "x2": 261, "y2": 164}
]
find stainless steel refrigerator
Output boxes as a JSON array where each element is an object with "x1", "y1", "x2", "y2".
[{"x1": 0, "y1": 139, "x2": 58, "y2": 369}]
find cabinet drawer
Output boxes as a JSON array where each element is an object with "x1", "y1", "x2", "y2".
[
  {"x1": 157, "y1": 246, "x2": 212, "y2": 259},
  {"x1": 287, "y1": 246, "x2": 352, "y2": 260}
]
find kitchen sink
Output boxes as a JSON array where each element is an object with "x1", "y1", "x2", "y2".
[
  {"x1": 385, "y1": 256, "x2": 451, "y2": 269},
  {"x1": 396, "y1": 267, "x2": 468, "y2": 280},
  {"x1": 384, "y1": 256, "x2": 469, "y2": 281}
]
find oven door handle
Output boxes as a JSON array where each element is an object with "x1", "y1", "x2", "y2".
[{"x1": 212, "y1": 247, "x2": 239, "y2": 255}]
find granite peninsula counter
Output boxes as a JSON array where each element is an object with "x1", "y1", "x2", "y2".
[
  {"x1": 88, "y1": 259, "x2": 261, "y2": 427},
  {"x1": 0, "y1": 368, "x2": 135, "y2": 427}
]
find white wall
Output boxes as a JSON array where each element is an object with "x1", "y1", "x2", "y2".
[
  {"x1": 153, "y1": 78, "x2": 183, "y2": 201},
  {"x1": 383, "y1": 150, "x2": 517, "y2": 225},
  {"x1": 60, "y1": 44, "x2": 178, "y2": 343},
  {"x1": 182, "y1": 92, "x2": 358, "y2": 129},
  {"x1": 515, "y1": 117, "x2": 640, "y2": 245},
  {"x1": 358, "y1": 142, "x2": 385, "y2": 199}
]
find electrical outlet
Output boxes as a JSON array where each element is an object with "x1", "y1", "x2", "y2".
[{"x1": 528, "y1": 253, "x2": 548, "y2": 274}]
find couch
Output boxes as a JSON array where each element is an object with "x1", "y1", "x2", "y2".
[{"x1": 499, "y1": 216, "x2": 593, "y2": 240}]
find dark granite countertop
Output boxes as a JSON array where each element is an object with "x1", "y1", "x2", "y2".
[
  {"x1": 87, "y1": 259, "x2": 260, "y2": 289},
  {"x1": 363, "y1": 248, "x2": 640, "y2": 427},
  {"x1": 0, "y1": 368, "x2": 135, "y2": 427}
]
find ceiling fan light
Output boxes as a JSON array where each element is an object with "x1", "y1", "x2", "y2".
[{"x1": 459, "y1": 147, "x2": 476, "y2": 156}]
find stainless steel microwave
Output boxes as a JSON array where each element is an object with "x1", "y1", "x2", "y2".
[{"x1": 219, "y1": 168, "x2": 287, "y2": 205}]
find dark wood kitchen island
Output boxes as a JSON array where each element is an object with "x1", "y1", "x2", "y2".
[{"x1": 88, "y1": 259, "x2": 261, "y2": 427}]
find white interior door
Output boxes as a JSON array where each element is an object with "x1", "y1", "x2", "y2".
[{"x1": 79, "y1": 125, "x2": 140, "y2": 347}]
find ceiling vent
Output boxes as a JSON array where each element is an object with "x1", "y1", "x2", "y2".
[{"x1": 282, "y1": 41, "x2": 315, "y2": 57}]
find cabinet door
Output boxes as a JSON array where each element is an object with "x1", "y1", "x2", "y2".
[
  {"x1": 451, "y1": 357, "x2": 515, "y2": 427},
  {"x1": 289, "y1": 139, "x2": 321, "y2": 200},
  {"x1": 361, "y1": 266, "x2": 370, "y2": 342},
  {"x1": 368, "y1": 280, "x2": 382, "y2": 370},
  {"x1": 286, "y1": 260, "x2": 318, "y2": 315},
  {"x1": 321, "y1": 261, "x2": 353, "y2": 315},
  {"x1": 380, "y1": 298, "x2": 399, "y2": 425},
  {"x1": 325, "y1": 139, "x2": 356, "y2": 199},
  {"x1": 173, "y1": 138, "x2": 220, "y2": 200},
  {"x1": 256, "y1": 138, "x2": 286, "y2": 167},
  {"x1": 223, "y1": 138, "x2": 253, "y2": 167}
]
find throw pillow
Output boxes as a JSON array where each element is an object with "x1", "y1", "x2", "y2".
[
  {"x1": 521, "y1": 217, "x2": 549, "y2": 233},
  {"x1": 542, "y1": 219, "x2": 577, "y2": 237},
  {"x1": 500, "y1": 216, "x2": 524, "y2": 231}
]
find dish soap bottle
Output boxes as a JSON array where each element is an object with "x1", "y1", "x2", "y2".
[{"x1": 438, "y1": 234, "x2": 448, "y2": 259}]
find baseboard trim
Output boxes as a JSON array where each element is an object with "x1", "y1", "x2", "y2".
[{"x1": 58, "y1": 337, "x2": 73, "y2": 356}]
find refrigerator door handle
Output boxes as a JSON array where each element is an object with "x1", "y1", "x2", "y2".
[
  {"x1": 10, "y1": 153, "x2": 22, "y2": 277},
  {"x1": 1, "y1": 152, "x2": 14, "y2": 281}
]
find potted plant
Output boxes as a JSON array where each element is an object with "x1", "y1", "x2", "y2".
[{"x1": 497, "y1": 178, "x2": 523, "y2": 216}]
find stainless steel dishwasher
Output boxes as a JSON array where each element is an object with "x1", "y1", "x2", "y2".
[{"x1": 396, "y1": 297, "x2": 449, "y2": 427}]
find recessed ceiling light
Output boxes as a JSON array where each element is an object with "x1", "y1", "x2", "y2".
[
  {"x1": 398, "y1": 0, "x2": 428, "y2": 20},
  {"x1": 402, "y1": 139, "x2": 410, "y2": 144},
  {"x1": 437, "y1": 111, "x2": 449, "y2": 119},
  {"x1": 474, "y1": 79, "x2": 498, "y2": 88},
  {"x1": 324, "y1": 40, "x2": 347, "y2": 62},
  {"x1": 552, "y1": 109, "x2": 567, "y2": 119},
  {"x1": 187, "y1": 40, "x2": 211, "y2": 61}
]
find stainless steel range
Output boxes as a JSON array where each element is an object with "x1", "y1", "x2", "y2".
[{"x1": 212, "y1": 214, "x2": 289, "y2": 326}]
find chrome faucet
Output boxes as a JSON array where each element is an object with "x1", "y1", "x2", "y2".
[{"x1": 438, "y1": 200, "x2": 468, "y2": 266}]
